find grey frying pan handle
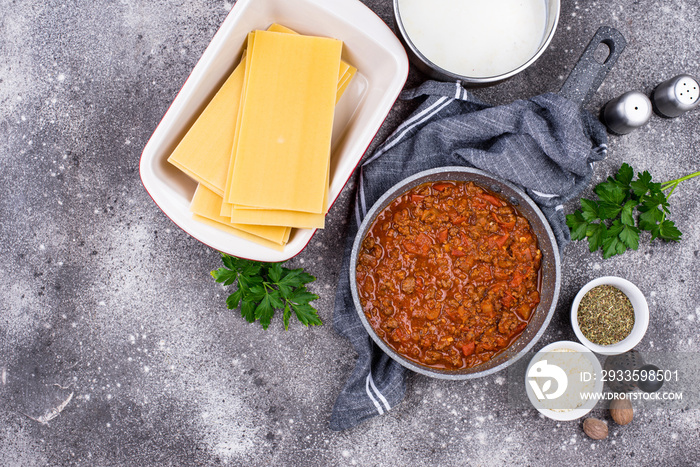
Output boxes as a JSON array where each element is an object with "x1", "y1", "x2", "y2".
[{"x1": 559, "y1": 26, "x2": 627, "y2": 107}]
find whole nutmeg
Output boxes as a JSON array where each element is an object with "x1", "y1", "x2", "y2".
[
  {"x1": 583, "y1": 418, "x2": 608, "y2": 440},
  {"x1": 610, "y1": 398, "x2": 634, "y2": 425}
]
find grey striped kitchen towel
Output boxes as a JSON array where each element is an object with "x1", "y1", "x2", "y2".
[{"x1": 330, "y1": 80, "x2": 608, "y2": 431}]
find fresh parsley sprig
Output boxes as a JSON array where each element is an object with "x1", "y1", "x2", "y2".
[
  {"x1": 566, "y1": 164, "x2": 699, "y2": 258},
  {"x1": 211, "y1": 254, "x2": 322, "y2": 330}
]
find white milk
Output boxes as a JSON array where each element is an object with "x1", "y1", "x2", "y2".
[{"x1": 398, "y1": 0, "x2": 548, "y2": 78}]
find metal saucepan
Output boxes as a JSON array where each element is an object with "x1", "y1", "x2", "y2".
[
  {"x1": 393, "y1": 0, "x2": 561, "y2": 85},
  {"x1": 349, "y1": 167, "x2": 561, "y2": 380}
]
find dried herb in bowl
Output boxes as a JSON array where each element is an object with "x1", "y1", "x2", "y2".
[{"x1": 577, "y1": 285, "x2": 635, "y2": 345}]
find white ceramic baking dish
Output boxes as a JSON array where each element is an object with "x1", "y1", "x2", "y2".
[{"x1": 140, "y1": 0, "x2": 409, "y2": 262}]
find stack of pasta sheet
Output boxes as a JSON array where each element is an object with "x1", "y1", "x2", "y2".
[{"x1": 167, "y1": 24, "x2": 356, "y2": 251}]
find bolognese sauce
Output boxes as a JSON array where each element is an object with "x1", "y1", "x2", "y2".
[{"x1": 355, "y1": 181, "x2": 542, "y2": 370}]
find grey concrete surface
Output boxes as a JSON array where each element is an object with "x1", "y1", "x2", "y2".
[{"x1": 1, "y1": 0, "x2": 698, "y2": 465}]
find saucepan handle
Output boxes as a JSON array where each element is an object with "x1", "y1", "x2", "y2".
[{"x1": 559, "y1": 26, "x2": 627, "y2": 107}]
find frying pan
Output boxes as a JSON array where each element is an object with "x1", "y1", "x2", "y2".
[{"x1": 349, "y1": 27, "x2": 626, "y2": 379}]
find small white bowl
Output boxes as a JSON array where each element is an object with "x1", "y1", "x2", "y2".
[
  {"x1": 140, "y1": 0, "x2": 409, "y2": 262},
  {"x1": 525, "y1": 341, "x2": 603, "y2": 421},
  {"x1": 571, "y1": 276, "x2": 649, "y2": 355}
]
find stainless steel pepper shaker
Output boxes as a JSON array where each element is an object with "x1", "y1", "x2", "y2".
[
  {"x1": 652, "y1": 74, "x2": 700, "y2": 117},
  {"x1": 602, "y1": 91, "x2": 652, "y2": 134}
]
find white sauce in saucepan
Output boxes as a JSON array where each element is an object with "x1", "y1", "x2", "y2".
[{"x1": 398, "y1": 0, "x2": 548, "y2": 78}]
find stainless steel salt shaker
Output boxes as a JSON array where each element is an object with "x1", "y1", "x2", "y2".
[
  {"x1": 652, "y1": 74, "x2": 700, "y2": 117},
  {"x1": 602, "y1": 91, "x2": 652, "y2": 134}
]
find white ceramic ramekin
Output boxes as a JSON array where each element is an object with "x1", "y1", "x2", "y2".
[
  {"x1": 525, "y1": 341, "x2": 603, "y2": 421},
  {"x1": 571, "y1": 276, "x2": 649, "y2": 356}
]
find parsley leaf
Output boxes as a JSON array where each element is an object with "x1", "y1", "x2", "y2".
[
  {"x1": 292, "y1": 303, "x2": 323, "y2": 328},
  {"x1": 266, "y1": 262, "x2": 283, "y2": 283},
  {"x1": 226, "y1": 288, "x2": 244, "y2": 309},
  {"x1": 211, "y1": 267, "x2": 238, "y2": 286},
  {"x1": 638, "y1": 205, "x2": 664, "y2": 231},
  {"x1": 586, "y1": 222, "x2": 607, "y2": 253},
  {"x1": 656, "y1": 220, "x2": 682, "y2": 242},
  {"x1": 618, "y1": 224, "x2": 640, "y2": 251},
  {"x1": 566, "y1": 211, "x2": 588, "y2": 241},
  {"x1": 606, "y1": 219, "x2": 624, "y2": 238},
  {"x1": 255, "y1": 294, "x2": 276, "y2": 329},
  {"x1": 615, "y1": 163, "x2": 634, "y2": 186},
  {"x1": 283, "y1": 304, "x2": 292, "y2": 330},
  {"x1": 602, "y1": 233, "x2": 625, "y2": 259},
  {"x1": 630, "y1": 171, "x2": 661, "y2": 197},
  {"x1": 211, "y1": 254, "x2": 322, "y2": 330},
  {"x1": 241, "y1": 300, "x2": 256, "y2": 323},
  {"x1": 594, "y1": 179, "x2": 627, "y2": 205},
  {"x1": 620, "y1": 199, "x2": 637, "y2": 226},
  {"x1": 567, "y1": 164, "x2": 698, "y2": 258},
  {"x1": 579, "y1": 199, "x2": 600, "y2": 221},
  {"x1": 597, "y1": 201, "x2": 623, "y2": 220}
]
